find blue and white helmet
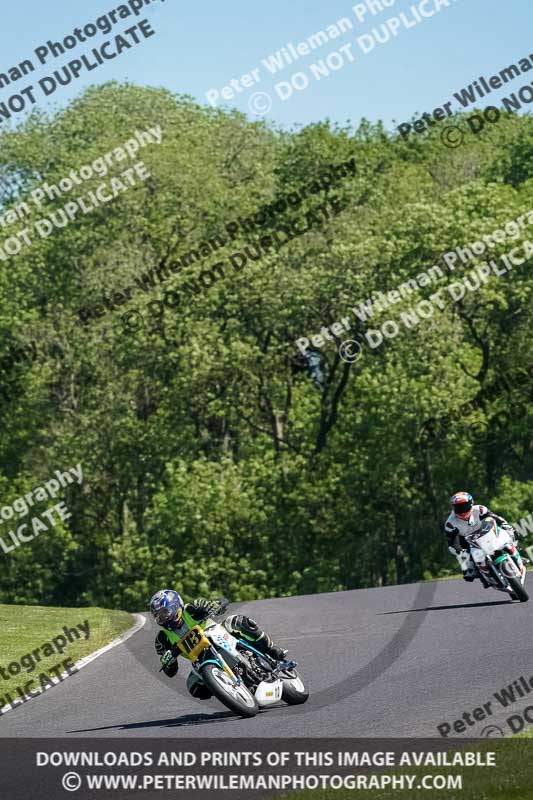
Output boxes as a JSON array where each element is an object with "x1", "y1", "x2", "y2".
[{"x1": 149, "y1": 589, "x2": 184, "y2": 628}]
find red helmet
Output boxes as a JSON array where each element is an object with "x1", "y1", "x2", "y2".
[{"x1": 451, "y1": 491, "x2": 473, "y2": 520}]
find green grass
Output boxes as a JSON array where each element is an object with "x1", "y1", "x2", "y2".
[
  {"x1": 284, "y1": 738, "x2": 533, "y2": 800},
  {"x1": 424, "y1": 565, "x2": 533, "y2": 584},
  {"x1": 0, "y1": 604, "x2": 134, "y2": 701}
]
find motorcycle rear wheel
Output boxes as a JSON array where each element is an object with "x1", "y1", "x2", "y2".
[
  {"x1": 280, "y1": 670, "x2": 309, "y2": 705},
  {"x1": 507, "y1": 576, "x2": 529, "y2": 603},
  {"x1": 200, "y1": 663, "x2": 259, "y2": 717}
]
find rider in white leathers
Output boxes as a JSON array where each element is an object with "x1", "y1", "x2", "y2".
[{"x1": 444, "y1": 491, "x2": 519, "y2": 585}]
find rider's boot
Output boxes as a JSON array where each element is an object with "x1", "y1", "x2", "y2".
[
  {"x1": 251, "y1": 629, "x2": 288, "y2": 662},
  {"x1": 478, "y1": 571, "x2": 491, "y2": 588},
  {"x1": 225, "y1": 615, "x2": 288, "y2": 662},
  {"x1": 262, "y1": 638, "x2": 288, "y2": 662},
  {"x1": 477, "y1": 564, "x2": 492, "y2": 588}
]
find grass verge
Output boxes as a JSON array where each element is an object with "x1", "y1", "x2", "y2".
[{"x1": 0, "y1": 604, "x2": 134, "y2": 701}]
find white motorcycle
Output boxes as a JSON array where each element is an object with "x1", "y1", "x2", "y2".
[
  {"x1": 167, "y1": 601, "x2": 309, "y2": 717},
  {"x1": 458, "y1": 517, "x2": 528, "y2": 602}
]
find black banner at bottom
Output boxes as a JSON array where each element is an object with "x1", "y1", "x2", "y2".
[{"x1": 0, "y1": 737, "x2": 530, "y2": 800}]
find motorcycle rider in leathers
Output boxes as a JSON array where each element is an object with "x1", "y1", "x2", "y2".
[
  {"x1": 149, "y1": 590, "x2": 287, "y2": 699},
  {"x1": 444, "y1": 491, "x2": 524, "y2": 585}
]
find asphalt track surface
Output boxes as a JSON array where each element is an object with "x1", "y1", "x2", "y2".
[{"x1": 1, "y1": 577, "x2": 532, "y2": 739}]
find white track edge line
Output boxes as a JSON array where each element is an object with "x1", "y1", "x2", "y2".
[{"x1": 0, "y1": 613, "x2": 146, "y2": 718}]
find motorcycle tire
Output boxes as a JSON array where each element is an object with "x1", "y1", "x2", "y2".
[
  {"x1": 507, "y1": 576, "x2": 529, "y2": 603},
  {"x1": 200, "y1": 663, "x2": 259, "y2": 717},
  {"x1": 281, "y1": 670, "x2": 309, "y2": 705}
]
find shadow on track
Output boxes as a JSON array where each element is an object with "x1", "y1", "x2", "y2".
[
  {"x1": 67, "y1": 710, "x2": 238, "y2": 733},
  {"x1": 378, "y1": 600, "x2": 510, "y2": 615}
]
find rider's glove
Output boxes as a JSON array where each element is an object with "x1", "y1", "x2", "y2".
[
  {"x1": 204, "y1": 601, "x2": 220, "y2": 617},
  {"x1": 502, "y1": 522, "x2": 520, "y2": 538},
  {"x1": 457, "y1": 549, "x2": 472, "y2": 569},
  {"x1": 160, "y1": 650, "x2": 176, "y2": 670}
]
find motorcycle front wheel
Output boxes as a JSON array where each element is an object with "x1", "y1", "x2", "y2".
[
  {"x1": 507, "y1": 576, "x2": 529, "y2": 603},
  {"x1": 200, "y1": 663, "x2": 259, "y2": 717}
]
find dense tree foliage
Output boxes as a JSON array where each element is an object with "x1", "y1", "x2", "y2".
[{"x1": 0, "y1": 83, "x2": 531, "y2": 609}]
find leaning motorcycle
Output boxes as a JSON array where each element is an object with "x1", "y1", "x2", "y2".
[
  {"x1": 163, "y1": 602, "x2": 309, "y2": 717},
  {"x1": 460, "y1": 517, "x2": 528, "y2": 602}
]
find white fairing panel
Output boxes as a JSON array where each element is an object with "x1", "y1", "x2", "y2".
[
  {"x1": 205, "y1": 623, "x2": 240, "y2": 657},
  {"x1": 255, "y1": 679, "x2": 283, "y2": 707},
  {"x1": 471, "y1": 527, "x2": 513, "y2": 564}
]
